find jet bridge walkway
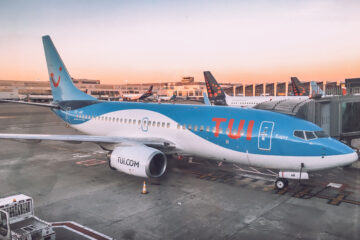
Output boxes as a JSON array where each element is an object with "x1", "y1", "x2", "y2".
[{"x1": 254, "y1": 95, "x2": 360, "y2": 146}]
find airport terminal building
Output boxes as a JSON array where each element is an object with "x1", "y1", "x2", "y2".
[{"x1": 0, "y1": 76, "x2": 352, "y2": 102}]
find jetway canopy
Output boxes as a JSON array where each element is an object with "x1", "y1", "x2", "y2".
[{"x1": 254, "y1": 95, "x2": 360, "y2": 143}]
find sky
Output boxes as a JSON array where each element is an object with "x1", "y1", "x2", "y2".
[{"x1": 1, "y1": 0, "x2": 360, "y2": 84}]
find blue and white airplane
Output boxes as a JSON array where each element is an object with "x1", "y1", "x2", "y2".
[{"x1": 0, "y1": 36, "x2": 357, "y2": 190}]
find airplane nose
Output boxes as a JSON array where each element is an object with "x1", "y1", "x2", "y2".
[{"x1": 342, "y1": 151, "x2": 359, "y2": 166}]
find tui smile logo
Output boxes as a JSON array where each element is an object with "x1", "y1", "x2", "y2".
[{"x1": 50, "y1": 66, "x2": 62, "y2": 87}]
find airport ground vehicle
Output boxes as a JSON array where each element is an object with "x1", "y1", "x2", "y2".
[{"x1": 0, "y1": 194, "x2": 55, "y2": 240}]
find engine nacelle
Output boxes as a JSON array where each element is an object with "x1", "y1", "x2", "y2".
[{"x1": 108, "y1": 145, "x2": 167, "y2": 178}]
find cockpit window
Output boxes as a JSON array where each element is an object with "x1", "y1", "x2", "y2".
[
  {"x1": 305, "y1": 131, "x2": 316, "y2": 140},
  {"x1": 294, "y1": 130, "x2": 305, "y2": 139},
  {"x1": 314, "y1": 131, "x2": 329, "y2": 138}
]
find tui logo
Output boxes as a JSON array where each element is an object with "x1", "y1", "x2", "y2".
[{"x1": 50, "y1": 66, "x2": 62, "y2": 87}]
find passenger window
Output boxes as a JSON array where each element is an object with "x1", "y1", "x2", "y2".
[
  {"x1": 124, "y1": 119, "x2": 127, "y2": 123},
  {"x1": 305, "y1": 131, "x2": 316, "y2": 140},
  {"x1": 177, "y1": 124, "x2": 181, "y2": 129},
  {"x1": 294, "y1": 130, "x2": 305, "y2": 139},
  {"x1": 120, "y1": 118, "x2": 123, "y2": 123},
  {"x1": 212, "y1": 127, "x2": 216, "y2": 133},
  {"x1": 206, "y1": 126, "x2": 210, "y2": 132},
  {"x1": 182, "y1": 124, "x2": 186, "y2": 130},
  {"x1": 162, "y1": 122, "x2": 165, "y2": 128},
  {"x1": 138, "y1": 120, "x2": 141, "y2": 125},
  {"x1": 152, "y1": 121, "x2": 156, "y2": 127},
  {"x1": 157, "y1": 122, "x2": 160, "y2": 127},
  {"x1": 225, "y1": 128, "x2": 229, "y2": 134},
  {"x1": 219, "y1": 128, "x2": 223, "y2": 134},
  {"x1": 133, "y1": 119, "x2": 136, "y2": 124},
  {"x1": 167, "y1": 123, "x2": 170, "y2": 128},
  {"x1": 147, "y1": 121, "x2": 151, "y2": 126},
  {"x1": 200, "y1": 126, "x2": 204, "y2": 131},
  {"x1": 113, "y1": 117, "x2": 116, "y2": 122},
  {"x1": 188, "y1": 125, "x2": 192, "y2": 130},
  {"x1": 194, "y1": 125, "x2": 198, "y2": 131}
]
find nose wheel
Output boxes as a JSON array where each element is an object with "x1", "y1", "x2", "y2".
[{"x1": 275, "y1": 178, "x2": 288, "y2": 190}]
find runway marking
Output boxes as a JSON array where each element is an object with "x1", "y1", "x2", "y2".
[
  {"x1": 52, "y1": 221, "x2": 113, "y2": 240},
  {"x1": 190, "y1": 169, "x2": 360, "y2": 206},
  {"x1": 76, "y1": 160, "x2": 106, "y2": 167},
  {"x1": 328, "y1": 194, "x2": 346, "y2": 205},
  {"x1": 293, "y1": 187, "x2": 313, "y2": 198}
]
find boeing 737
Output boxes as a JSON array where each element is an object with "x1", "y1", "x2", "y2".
[
  {"x1": 0, "y1": 36, "x2": 357, "y2": 190},
  {"x1": 204, "y1": 72, "x2": 309, "y2": 107},
  {"x1": 122, "y1": 85, "x2": 153, "y2": 101}
]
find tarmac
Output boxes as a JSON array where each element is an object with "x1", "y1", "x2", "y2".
[{"x1": 0, "y1": 103, "x2": 360, "y2": 240}]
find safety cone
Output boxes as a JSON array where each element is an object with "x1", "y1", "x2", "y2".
[{"x1": 141, "y1": 181, "x2": 148, "y2": 194}]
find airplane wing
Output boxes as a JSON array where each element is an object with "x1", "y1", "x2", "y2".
[
  {"x1": 0, "y1": 133, "x2": 177, "y2": 151},
  {"x1": 0, "y1": 100, "x2": 59, "y2": 108}
]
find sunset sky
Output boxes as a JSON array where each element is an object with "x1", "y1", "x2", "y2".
[{"x1": 1, "y1": 0, "x2": 360, "y2": 84}]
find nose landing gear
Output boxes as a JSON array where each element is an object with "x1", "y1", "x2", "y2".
[{"x1": 275, "y1": 178, "x2": 288, "y2": 190}]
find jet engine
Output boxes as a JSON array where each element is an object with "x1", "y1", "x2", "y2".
[{"x1": 107, "y1": 145, "x2": 167, "y2": 178}]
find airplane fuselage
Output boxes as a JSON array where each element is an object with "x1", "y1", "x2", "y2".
[
  {"x1": 53, "y1": 100, "x2": 356, "y2": 172},
  {"x1": 225, "y1": 95, "x2": 309, "y2": 107}
]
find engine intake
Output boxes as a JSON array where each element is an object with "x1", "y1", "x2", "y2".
[{"x1": 108, "y1": 145, "x2": 167, "y2": 178}]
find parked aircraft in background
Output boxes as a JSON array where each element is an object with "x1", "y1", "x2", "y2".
[
  {"x1": 204, "y1": 72, "x2": 308, "y2": 107},
  {"x1": 157, "y1": 94, "x2": 177, "y2": 102},
  {"x1": 0, "y1": 36, "x2": 357, "y2": 190},
  {"x1": 290, "y1": 77, "x2": 308, "y2": 96},
  {"x1": 122, "y1": 85, "x2": 153, "y2": 101},
  {"x1": 310, "y1": 81, "x2": 347, "y2": 97}
]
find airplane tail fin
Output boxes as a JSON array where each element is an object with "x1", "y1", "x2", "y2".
[
  {"x1": 42, "y1": 35, "x2": 96, "y2": 102},
  {"x1": 310, "y1": 81, "x2": 324, "y2": 97},
  {"x1": 147, "y1": 85, "x2": 153, "y2": 95},
  {"x1": 139, "y1": 85, "x2": 153, "y2": 100},
  {"x1": 290, "y1": 77, "x2": 309, "y2": 96},
  {"x1": 203, "y1": 71, "x2": 227, "y2": 105},
  {"x1": 203, "y1": 92, "x2": 211, "y2": 105}
]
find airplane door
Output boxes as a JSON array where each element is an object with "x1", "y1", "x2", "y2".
[{"x1": 258, "y1": 121, "x2": 274, "y2": 151}]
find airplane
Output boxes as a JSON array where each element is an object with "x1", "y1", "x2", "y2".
[
  {"x1": 0, "y1": 36, "x2": 357, "y2": 190},
  {"x1": 157, "y1": 94, "x2": 177, "y2": 102},
  {"x1": 290, "y1": 77, "x2": 308, "y2": 96},
  {"x1": 203, "y1": 92, "x2": 211, "y2": 105},
  {"x1": 122, "y1": 85, "x2": 153, "y2": 101},
  {"x1": 204, "y1": 72, "x2": 309, "y2": 107},
  {"x1": 310, "y1": 81, "x2": 348, "y2": 97}
]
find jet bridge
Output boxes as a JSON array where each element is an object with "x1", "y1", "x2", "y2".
[{"x1": 254, "y1": 95, "x2": 360, "y2": 145}]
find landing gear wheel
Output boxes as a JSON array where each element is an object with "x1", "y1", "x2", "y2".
[
  {"x1": 275, "y1": 178, "x2": 288, "y2": 190},
  {"x1": 108, "y1": 159, "x2": 116, "y2": 170}
]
